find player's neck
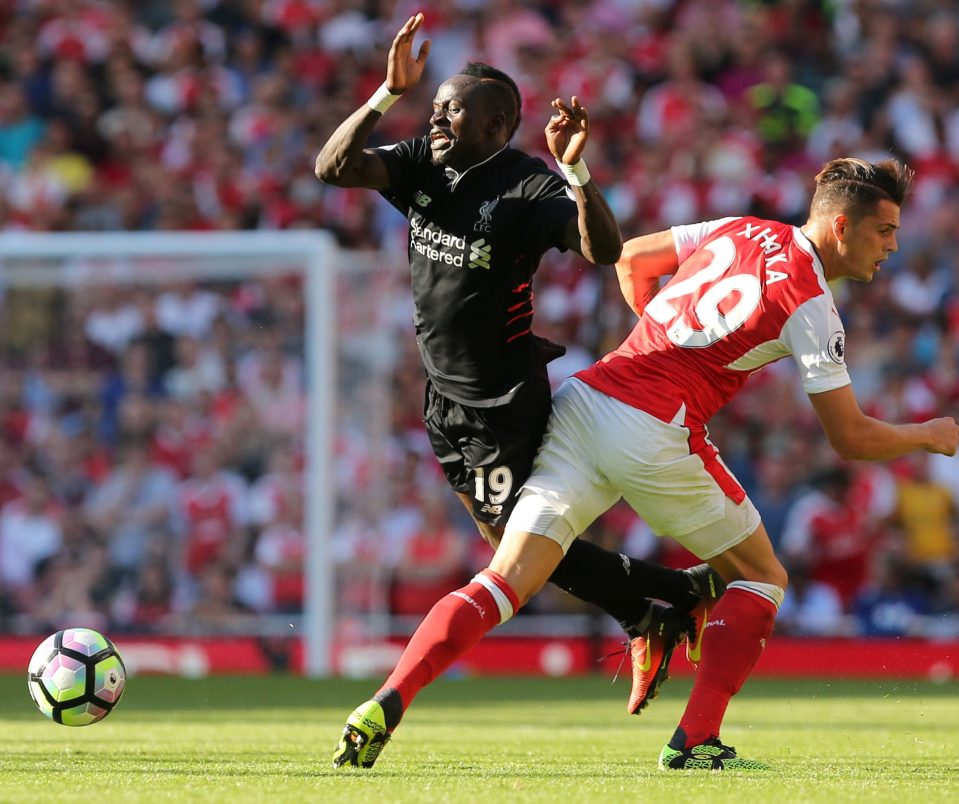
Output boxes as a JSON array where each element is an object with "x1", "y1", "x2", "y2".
[{"x1": 800, "y1": 222, "x2": 839, "y2": 281}]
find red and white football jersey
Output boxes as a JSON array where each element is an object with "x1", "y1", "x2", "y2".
[{"x1": 578, "y1": 216, "x2": 851, "y2": 431}]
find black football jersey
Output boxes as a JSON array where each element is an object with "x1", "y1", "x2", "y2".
[{"x1": 375, "y1": 137, "x2": 578, "y2": 405}]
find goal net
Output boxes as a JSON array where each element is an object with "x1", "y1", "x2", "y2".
[{"x1": 0, "y1": 231, "x2": 405, "y2": 676}]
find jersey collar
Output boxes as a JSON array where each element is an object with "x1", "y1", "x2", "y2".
[
  {"x1": 792, "y1": 226, "x2": 828, "y2": 285},
  {"x1": 443, "y1": 144, "x2": 510, "y2": 190}
]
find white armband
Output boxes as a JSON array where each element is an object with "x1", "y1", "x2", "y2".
[
  {"x1": 555, "y1": 159, "x2": 591, "y2": 187},
  {"x1": 367, "y1": 82, "x2": 401, "y2": 114}
]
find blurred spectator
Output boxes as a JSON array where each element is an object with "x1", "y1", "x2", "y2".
[
  {"x1": 746, "y1": 50, "x2": 819, "y2": 156},
  {"x1": 389, "y1": 492, "x2": 470, "y2": 616},
  {"x1": 888, "y1": 452, "x2": 957, "y2": 585},
  {"x1": 112, "y1": 554, "x2": 176, "y2": 633},
  {"x1": 98, "y1": 340, "x2": 166, "y2": 444},
  {"x1": 174, "y1": 438, "x2": 249, "y2": 577},
  {"x1": 178, "y1": 561, "x2": 250, "y2": 633},
  {"x1": 150, "y1": 396, "x2": 210, "y2": 479},
  {"x1": 248, "y1": 489, "x2": 306, "y2": 614},
  {"x1": 781, "y1": 467, "x2": 875, "y2": 609},
  {"x1": 249, "y1": 439, "x2": 303, "y2": 527},
  {"x1": 0, "y1": 437, "x2": 23, "y2": 509},
  {"x1": 0, "y1": 471, "x2": 62, "y2": 607},
  {"x1": 745, "y1": 449, "x2": 803, "y2": 551},
  {"x1": 853, "y1": 555, "x2": 933, "y2": 638},
  {"x1": 0, "y1": 83, "x2": 45, "y2": 170},
  {"x1": 235, "y1": 328, "x2": 305, "y2": 437},
  {"x1": 164, "y1": 335, "x2": 227, "y2": 400},
  {"x1": 84, "y1": 286, "x2": 146, "y2": 357},
  {"x1": 154, "y1": 281, "x2": 222, "y2": 340},
  {"x1": 635, "y1": 37, "x2": 726, "y2": 145},
  {"x1": 84, "y1": 435, "x2": 177, "y2": 577},
  {"x1": 776, "y1": 565, "x2": 847, "y2": 637}
]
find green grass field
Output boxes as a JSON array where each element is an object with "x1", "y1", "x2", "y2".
[{"x1": 2, "y1": 672, "x2": 958, "y2": 802}]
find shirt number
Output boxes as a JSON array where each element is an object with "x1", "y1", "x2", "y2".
[
  {"x1": 646, "y1": 236, "x2": 761, "y2": 348},
  {"x1": 474, "y1": 466, "x2": 513, "y2": 505}
]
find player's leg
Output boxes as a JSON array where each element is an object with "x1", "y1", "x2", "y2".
[
  {"x1": 332, "y1": 526, "x2": 563, "y2": 769},
  {"x1": 333, "y1": 380, "x2": 613, "y2": 768},
  {"x1": 454, "y1": 490, "x2": 709, "y2": 627},
  {"x1": 479, "y1": 378, "x2": 725, "y2": 717},
  {"x1": 659, "y1": 517, "x2": 786, "y2": 770},
  {"x1": 451, "y1": 375, "x2": 706, "y2": 630},
  {"x1": 590, "y1": 402, "x2": 782, "y2": 768}
]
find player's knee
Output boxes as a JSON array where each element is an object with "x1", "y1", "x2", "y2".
[{"x1": 767, "y1": 561, "x2": 788, "y2": 591}]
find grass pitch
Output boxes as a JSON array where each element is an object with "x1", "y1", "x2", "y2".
[{"x1": 1, "y1": 672, "x2": 958, "y2": 802}]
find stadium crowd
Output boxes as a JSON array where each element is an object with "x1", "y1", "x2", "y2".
[{"x1": 2, "y1": 0, "x2": 959, "y2": 641}]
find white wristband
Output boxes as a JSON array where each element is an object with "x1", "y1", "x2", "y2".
[
  {"x1": 367, "y1": 82, "x2": 401, "y2": 114},
  {"x1": 556, "y1": 159, "x2": 591, "y2": 187}
]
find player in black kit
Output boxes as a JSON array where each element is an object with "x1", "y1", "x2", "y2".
[{"x1": 316, "y1": 14, "x2": 720, "y2": 765}]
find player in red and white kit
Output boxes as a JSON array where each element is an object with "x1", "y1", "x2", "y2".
[{"x1": 334, "y1": 158, "x2": 959, "y2": 769}]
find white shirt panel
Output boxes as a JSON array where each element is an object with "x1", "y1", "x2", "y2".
[
  {"x1": 724, "y1": 338, "x2": 792, "y2": 372},
  {"x1": 671, "y1": 217, "x2": 739, "y2": 262},
  {"x1": 779, "y1": 295, "x2": 851, "y2": 395}
]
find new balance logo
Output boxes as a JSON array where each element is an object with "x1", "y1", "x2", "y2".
[
  {"x1": 620, "y1": 554, "x2": 631, "y2": 575},
  {"x1": 413, "y1": 190, "x2": 431, "y2": 207},
  {"x1": 469, "y1": 239, "x2": 492, "y2": 269}
]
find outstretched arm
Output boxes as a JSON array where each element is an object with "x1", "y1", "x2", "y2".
[
  {"x1": 809, "y1": 384, "x2": 959, "y2": 460},
  {"x1": 315, "y1": 13, "x2": 431, "y2": 189},
  {"x1": 614, "y1": 230, "x2": 679, "y2": 316},
  {"x1": 546, "y1": 96, "x2": 622, "y2": 266}
]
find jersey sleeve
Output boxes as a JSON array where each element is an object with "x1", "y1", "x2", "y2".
[
  {"x1": 372, "y1": 137, "x2": 427, "y2": 212},
  {"x1": 779, "y1": 295, "x2": 852, "y2": 395},
  {"x1": 523, "y1": 167, "x2": 579, "y2": 254},
  {"x1": 671, "y1": 218, "x2": 739, "y2": 262}
]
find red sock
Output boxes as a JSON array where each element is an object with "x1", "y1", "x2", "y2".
[
  {"x1": 377, "y1": 569, "x2": 519, "y2": 719},
  {"x1": 678, "y1": 587, "x2": 777, "y2": 747}
]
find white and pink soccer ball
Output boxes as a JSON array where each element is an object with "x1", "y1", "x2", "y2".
[{"x1": 27, "y1": 628, "x2": 126, "y2": 726}]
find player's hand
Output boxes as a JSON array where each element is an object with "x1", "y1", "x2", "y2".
[
  {"x1": 923, "y1": 417, "x2": 959, "y2": 456},
  {"x1": 545, "y1": 96, "x2": 589, "y2": 165},
  {"x1": 385, "y1": 12, "x2": 431, "y2": 94}
]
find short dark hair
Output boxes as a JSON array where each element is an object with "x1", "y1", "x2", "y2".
[
  {"x1": 810, "y1": 157, "x2": 914, "y2": 221},
  {"x1": 461, "y1": 62, "x2": 522, "y2": 139}
]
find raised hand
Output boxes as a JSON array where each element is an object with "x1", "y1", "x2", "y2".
[
  {"x1": 545, "y1": 96, "x2": 589, "y2": 165},
  {"x1": 386, "y1": 13, "x2": 431, "y2": 94}
]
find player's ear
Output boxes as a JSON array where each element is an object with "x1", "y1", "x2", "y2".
[
  {"x1": 488, "y1": 110, "x2": 507, "y2": 136},
  {"x1": 832, "y1": 213, "x2": 848, "y2": 241}
]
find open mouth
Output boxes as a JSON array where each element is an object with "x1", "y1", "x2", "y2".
[{"x1": 430, "y1": 130, "x2": 452, "y2": 150}]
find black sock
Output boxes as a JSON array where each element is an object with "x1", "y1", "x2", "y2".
[
  {"x1": 548, "y1": 539, "x2": 697, "y2": 625},
  {"x1": 373, "y1": 687, "x2": 404, "y2": 731}
]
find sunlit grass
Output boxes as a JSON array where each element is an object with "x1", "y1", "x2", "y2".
[{"x1": 1, "y1": 674, "x2": 957, "y2": 802}]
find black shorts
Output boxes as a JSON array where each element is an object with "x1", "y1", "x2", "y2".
[{"x1": 423, "y1": 373, "x2": 552, "y2": 527}]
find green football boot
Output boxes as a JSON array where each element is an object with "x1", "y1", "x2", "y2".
[
  {"x1": 659, "y1": 734, "x2": 770, "y2": 771},
  {"x1": 332, "y1": 700, "x2": 391, "y2": 769}
]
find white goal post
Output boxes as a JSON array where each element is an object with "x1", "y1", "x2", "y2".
[{"x1": 0, "y1": 231, "x2": 342, "y2": 676}]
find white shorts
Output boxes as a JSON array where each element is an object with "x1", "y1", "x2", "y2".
[{"x1": 508, "y1": 378, "x2": 761, "y2": 559}]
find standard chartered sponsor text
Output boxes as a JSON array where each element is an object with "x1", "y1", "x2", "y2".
[{"x1": 411, "y1": 219, "x2": 466, "y2": 266}]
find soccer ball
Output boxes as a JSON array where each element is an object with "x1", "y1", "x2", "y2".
[{"x1": 27, "y1": 628, "x2": 126, "y2": 726}]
